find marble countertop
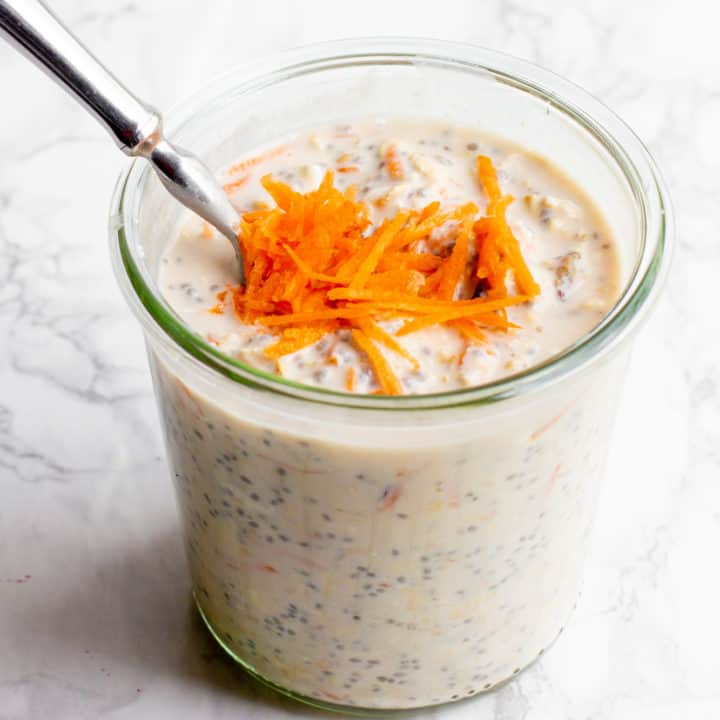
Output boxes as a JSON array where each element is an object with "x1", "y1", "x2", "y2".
[{"x1": 0, "y1": 1, "x2": 716, "y2": 718}]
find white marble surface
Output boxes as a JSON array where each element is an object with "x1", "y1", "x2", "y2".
[{"x1": 0, "y1": 1, "x2": 716, "y2": 718}]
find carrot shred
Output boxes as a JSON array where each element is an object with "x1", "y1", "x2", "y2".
[
  {"x1": 379, "y1": 252, "x2": 442, "y2": 272},
  {"x1": 337, "y1": 166, "x2": 359, "y2": 173},
  {"x1": 282, "y1": 244, "x2": 341, "y2": 284},
  {"x1": 477, "y1": 156, "x2": 503, "y2": 205},
  {"x1": 356, "y1": 320, "x2": 419, "y2": 370},
  {"x1": 396, "y1": 298, "x2": 527, "y2": 336},
  {"x1": 436, "y1": 213, "x2": 473, "y2": 300},
  {"x1": 345, "y1": 366, "x2": 356, "y2": 391},
  {"x1": 451, "y1": 318, "x2": 487, "y2": 343},
  {"x1": 348, "y1": 212, "x2": 410, "y2": 291},
  {"x1": 351, "y1": 329, "x2": 403, "y2": 395},
  {"x1": 258, "y1": 306, "x2": 374, "y2": 326},
  {"x1": 216, "y1": 153, "x2": 539, "y2": 394},
  {"x1": 264, "y1": 327, "x2": 327, "y2": 359},
  {"x1": 325, "y1": 289, "x2": 524, "y2": 311},
  {"x1": 476, "y1": 156, "x2": 541, "y2": 298}
]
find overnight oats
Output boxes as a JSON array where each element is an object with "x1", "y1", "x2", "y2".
[
  {"x1": 110, "y1": 41, "x2": 670, "y2": 713},
  {"x1": 154, "y1": 119, "x2": 620, "y2": 706},
  {"x1": 162, "y1": 121, "x2": 619, "y2": 393}
]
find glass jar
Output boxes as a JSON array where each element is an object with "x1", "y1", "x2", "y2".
[{"x1": 109, "y1": 39, "x2": 671, "y2": 712}]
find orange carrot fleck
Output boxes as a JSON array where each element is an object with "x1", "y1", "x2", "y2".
[
  {"x1": 345, "y1": 366, "x2": 356, "y2": 392},
  {"x1": 337, "y1": 165, "x2": 359, "y2": 173},
  {"x1": 227, "y1": 144, "x2": 288, "y2": 176},
  {"x1": 547, "y1": 464, "x2": 562, "y2": 493},
  {"x1": 222, "y1": 175, "x2": 249, "y2": 193},
  {"x1": 384, "y1": 144, "x2": 404, "y2": 179},
  {"x1": 530, "y1": 404, "x2": 571, "y2": 441},
  {"x1": 378, "y1": 485, "x2": 402, "y2": 511},
  {"x1": 373, "y1": 193, "x2": 390, "y2": 209}
]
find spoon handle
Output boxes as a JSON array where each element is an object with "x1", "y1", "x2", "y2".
[
  {"x1": 0, "y1": 0, "x2": 244, "y2": 281},
  {"x1": 0, "y1": 0, "x2": 160, "y2": 154}
]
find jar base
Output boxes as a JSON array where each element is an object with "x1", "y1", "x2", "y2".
[{"x1": 194, "y1": 592, "x2": 560, "y2": 715}]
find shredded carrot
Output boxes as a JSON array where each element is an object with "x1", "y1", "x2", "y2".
[
  {"x1": 476, "y1": 156, "x2": 541, "y2": 298},
  {"x1": 200, "y1": 222, "x2": 213, "y2": 239},
  {"x1": 366, "y1": 268, "x2": 425, "y2": 294},
  {"x1": 436, "y1": 213, "x2": 473, "y2": 300},
  {"x1": 379, "y1": 252, "x2": 442, "y2": 272},
  {"x1": 351, "y1": 329, "x2": 403, "y2": 395},
  {"x1": 263, "y1": 327, "x2": 327, "y2": 359},
  {"x1": 325, "y1": 290, "x2": 527, "y2": 311},
  {"x1": 348, "y1": 213, "x2": 410, "y2": 291},
  {"x1": 345, "y1": 366, "x2": 356, "y2": 391},
  {"x1": 451, "y1": 318, "x2": 487, "y2": 344},
  {"x1": 257, "y1": 306, "x2": 374, "y2": 326},
  {"x1": 216, "y1": 154, "x2": 539, "y2": 394},
  {"x1": 356, "y1": 319, "x2": 419, "y2": 370},
  {"x1": 337, "y1": 166, "x2": 359, "y2": 173},
  {"x1": 282, "y1": 244, "x2": 341, "y2": 284},
  {"x1": 396, "y1": 300, "x2": 526, "y2": 336},
  {"x1": 477, "y1": 156, "x2": 503, "y2": 205},
  {"x1": 384, "y1": 144, "x2": 404, "y2": 179}
]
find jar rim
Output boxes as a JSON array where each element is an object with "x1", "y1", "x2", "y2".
[{"x1": 109, "y1": 37, "x2": 672, "y2": 411}]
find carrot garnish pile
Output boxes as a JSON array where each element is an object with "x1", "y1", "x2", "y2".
[{"x1": 213, "y1": 155, "x2": 540, "y2": 394}]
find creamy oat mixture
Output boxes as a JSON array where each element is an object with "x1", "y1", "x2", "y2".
[
  {"x1": 151, "y1": 120, "x2": 623, "y2": 709},
  {"x1": 160, "y1": 120, "x2": 619, "y2": 394}
]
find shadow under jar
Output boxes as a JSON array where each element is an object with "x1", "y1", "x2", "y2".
[{"x1": 110, "y1": 39, "x2": 671, "y2": 713}]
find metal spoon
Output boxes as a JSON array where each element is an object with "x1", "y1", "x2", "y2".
[{"x1": 0, "y1": 0, "x2": 245, "y2": 283}]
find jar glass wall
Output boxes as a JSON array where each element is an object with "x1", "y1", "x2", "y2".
[{"x1": 110, "y1": 39, "x2": 670, "y2": 712}]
